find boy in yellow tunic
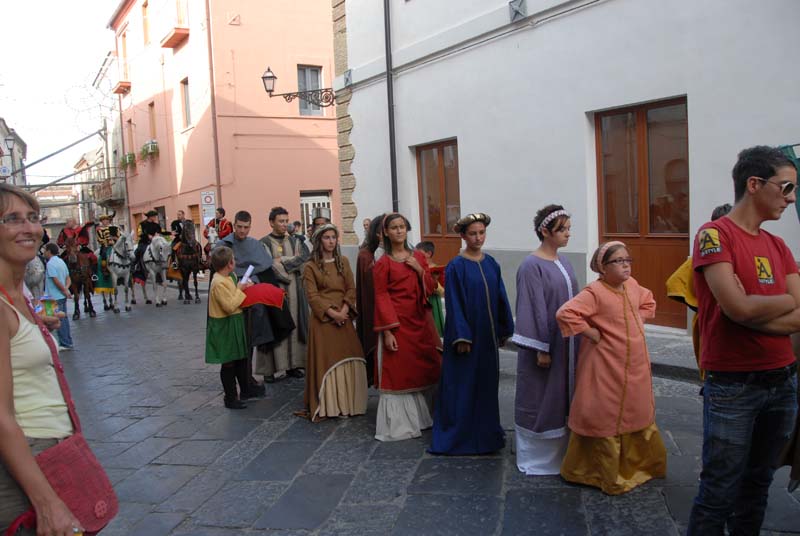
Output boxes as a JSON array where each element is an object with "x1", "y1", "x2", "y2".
[{"x1": 206, "y1": 246, "x2": 253, "y2": 409}]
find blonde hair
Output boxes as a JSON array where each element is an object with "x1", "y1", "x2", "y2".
[{"x1": 0, "y1": 182, "x2": 40, "y2": 216}]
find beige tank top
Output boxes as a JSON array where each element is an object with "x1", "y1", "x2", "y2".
[{"x1": 0, "y1": 295, "x2": 72, "y2": 439}]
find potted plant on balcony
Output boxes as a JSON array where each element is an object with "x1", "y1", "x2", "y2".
[
  {"x1": 140, "y1": 140, "x2": 159, "y2": 161},
  {"x1": 119, "y1": 152, "x2": 136, "y2": 169}
]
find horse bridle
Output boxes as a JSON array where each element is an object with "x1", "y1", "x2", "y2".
[
  {"x1": 110, "y1": 235, "x2": 133, "y2": 269},
  {"x1": 145, "y1": 237, "x2": 169, "y2": 266}
]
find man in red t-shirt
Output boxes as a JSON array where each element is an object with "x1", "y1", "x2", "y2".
[{"x1": 688, "y1": 146, "x2": 799, "y2": 535}]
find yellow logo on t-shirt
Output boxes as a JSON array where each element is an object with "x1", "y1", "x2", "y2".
[
  {"x1": 698, "y1": 228, "x2": 721, "y2": 256},
  {"x1": 755, "y1": 256, "x2": 774, "y2": 284}
]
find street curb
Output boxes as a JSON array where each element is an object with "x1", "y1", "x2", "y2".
[{"x1": 652, "y1": 363, "x2": 702, "y2": 385}]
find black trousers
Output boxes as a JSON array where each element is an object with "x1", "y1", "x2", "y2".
[{"x1": 220, "y1": 358, "x2": 249, "y2": 401}]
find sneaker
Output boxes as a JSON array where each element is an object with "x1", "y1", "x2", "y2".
[{"x1": 58, "y1": 345, "x2": 73, "y2": 352}]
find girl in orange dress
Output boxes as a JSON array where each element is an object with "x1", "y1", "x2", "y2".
[{"x1": 555, "y1": 241, "x2": 666, "y2": 494}]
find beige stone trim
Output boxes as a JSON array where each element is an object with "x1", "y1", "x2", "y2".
[{"x1": 332, "y1": 0, "x2": 358, "y2": 245}]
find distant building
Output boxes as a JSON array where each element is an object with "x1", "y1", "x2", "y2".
[
  {"x1": 0, "y1": 118, "x2": 27, "y2": 186},
  {"x1": 107, "y1": 0, "x2": 339, "y2": 238},
  {"x1": 35, "y1": 186, "x2": 80, "y2": 230}
]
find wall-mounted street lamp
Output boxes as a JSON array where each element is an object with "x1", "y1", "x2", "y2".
[
  {"x1": 261, "y1": 67, "x2": 336, "y2": 107},
  {"x1": 4, "y1": 136, "x2": 15, "y2": 154}
]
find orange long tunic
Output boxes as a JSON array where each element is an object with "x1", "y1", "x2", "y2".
[{"x1": 556, "y1": 277, "x2": 657, "y2": 438}]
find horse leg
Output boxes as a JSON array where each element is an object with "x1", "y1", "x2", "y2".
[
  {"x1": 72, "y1": 285, "x2": 80, "y2": 320},
  {"x1": 194, "y1": 270, "x2": 201, "y2": 303},
  {"x1": 160, "y1": 272, "x2": 168, "y2": 306}
]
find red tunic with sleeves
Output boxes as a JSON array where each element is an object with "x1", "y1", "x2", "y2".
[{"x1": 372, "y1": 250, "x2": 442, "y2": 393}]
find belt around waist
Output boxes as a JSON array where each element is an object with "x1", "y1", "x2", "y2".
[{"x1": 707, "y1": 362, "x2": 797, "y2": 385}]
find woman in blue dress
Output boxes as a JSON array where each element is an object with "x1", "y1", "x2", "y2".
[{"x1": 430, "y1": 213, "x2": 514, "y2": 455}]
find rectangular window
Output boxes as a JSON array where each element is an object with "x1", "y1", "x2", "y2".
[
  {"x1": 126, "y1": 119, "x2": 134, "y2": 155},
  {"x1": 416, "y1": 140, "x2": 461, "y2": 237},
  {"x1": 300, "y1": 191, "x2": 332, "y2": 232},
  {"x1": 180, "y1": 78, "x2": 191, "y2": 127},
  {"x1": 120, "y1": 31, "x2": 129, "y2": 79},
  {"x1": 597, "y1": 99, "x2": 689, "y2": 236},
  {"x1": 142, "y1": 1, "x2": 150, "y2": 44},
  {"x1": 297, "y1": 65, "x2": 322, "y2": 116},
  {"x1": 148, "y1": 102, "x2": 156, "y2": 139}
]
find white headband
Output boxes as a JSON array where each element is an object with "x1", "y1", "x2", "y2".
[{"x1": 537, "y1": 210, "x2": 570, "y2": 232}]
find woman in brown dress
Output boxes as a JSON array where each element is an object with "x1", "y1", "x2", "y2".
[{"x1": 301, "y1": 224, "x2": 368, "y2": 422}]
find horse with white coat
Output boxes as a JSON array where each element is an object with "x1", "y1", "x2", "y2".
[
  {"x1": 24, "y1": 255, "x2": 46, "y2": 301},
  {"x1": 107, "y1": 231, "x2": 136, "y2": 312},
  {"x1": 143, "y1": 234, "x2": 171, "y2": 306}
]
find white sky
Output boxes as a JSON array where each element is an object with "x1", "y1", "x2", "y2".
[{"x1": 0, "y1": 0, "x2": 117, "y2": 184}]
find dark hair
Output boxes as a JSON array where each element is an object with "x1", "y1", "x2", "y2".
[
  {"x1": 44, "y1": 243, "x2": 60, "y2": 255},
  {"x1": 0, "y1": 182, "x2": 40, "y2": 216},
  {"x1": 590, "y1": 242, "x2": 627, "y2": 274},
  {"x1": 216, "y1": 207, "x2": 226, "y2": 217},
  {"x1": 210, "y1": 245, "x2": 234, "y2": 271},
  {"x1": 732, "y1": 146, "x2": 796, "y2": 202},
  {"x1": 269, "y1": 206, "x2": 289, "y2": 222},
  {"x1": 533, "y1": 204, "x2": 569, "y2": 241},
  {"x1": 382, "y1": 213, "x2": 412, "y2": 253},
  {"x1": 293, "y1": 220, "x2": 302, "y2": 227},
  {"x1": 234, "y1": 210, "x2": 251, "y2": 224},
  {"x1": 415, "y1": 241, "x2": 435, "y2": 255},
  {"x1": 711, "y1": 203, "x2": 732, "y2": 221},
  {"x1": 363, "y1": 213, "x2": 385, "y2": 253}
]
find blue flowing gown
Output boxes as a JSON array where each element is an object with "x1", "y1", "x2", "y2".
[{"x1": 430, "y1": 254, "x2": 514, "y2": 455}]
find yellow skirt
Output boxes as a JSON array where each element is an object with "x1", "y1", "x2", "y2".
[{"x1": 560, "y1": 423, "x2": 667, "y2": 495}]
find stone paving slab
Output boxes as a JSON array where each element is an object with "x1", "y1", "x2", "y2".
[{"x1": 59, "y1": 291, "x2": 799, "y2": 535}]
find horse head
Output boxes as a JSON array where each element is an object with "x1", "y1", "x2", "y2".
[
  {"x1": 207, "y1": 225, "x2": 218, "y2": 245},
  {"x1": 62, "y1": 237, "x2": 78, "y2": 265},
  {"x1": 151, "y1": 235, "x2": 171, "y2": 264},
  {"x1": 182, "y1": 221, "x2": 197, "y2": 247}
]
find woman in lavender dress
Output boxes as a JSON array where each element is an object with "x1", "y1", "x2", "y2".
[{"x1": 512, "y1": 205, "x2": 580, "y2": 475}]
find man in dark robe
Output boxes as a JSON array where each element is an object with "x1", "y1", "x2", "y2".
[{"x1": 256, "y1": 206, "x2": 310, "y2": 382}]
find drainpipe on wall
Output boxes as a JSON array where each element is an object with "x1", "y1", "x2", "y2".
[
  {"x1": 205, "y1": 0, "x2": 223, "y2": 206},
  {"x1": 384, "y1": 0, "x2": 399, "y2": 212}
]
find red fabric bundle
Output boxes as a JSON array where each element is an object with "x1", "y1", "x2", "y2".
[{"x1": 241, "y1": 283, "x2": 286, "y2": 309}]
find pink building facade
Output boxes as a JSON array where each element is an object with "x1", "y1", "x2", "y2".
[{"x1": 109, "y1": 0, "x2": 339, "y2": 238}]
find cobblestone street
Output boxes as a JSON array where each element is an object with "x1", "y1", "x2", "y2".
[{"x1": 61, "y1": 287, "x2": 799, "y2": 535}]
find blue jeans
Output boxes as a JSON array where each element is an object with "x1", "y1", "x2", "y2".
[
  {"x1": 55, "y1": 298, "x2": 73, "y2": 348},
  {"x1": 687, "y1": 368, "x2": 797, "y2": 535}
]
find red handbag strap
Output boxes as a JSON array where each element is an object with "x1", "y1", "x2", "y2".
[{"x1": 22, "y1": 297, "x2": 82, "y2": 434}]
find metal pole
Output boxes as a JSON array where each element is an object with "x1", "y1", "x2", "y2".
[
  {"x1": 384, "y1": 0, "x2": 399, "y2": 212},
  {"x1": 10, "y1": 128, "x2": 104, "y2": 177}
]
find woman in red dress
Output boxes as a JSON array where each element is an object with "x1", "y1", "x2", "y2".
[{"x1": 373, "y1": 213, "x2": 442, "y2": 441}]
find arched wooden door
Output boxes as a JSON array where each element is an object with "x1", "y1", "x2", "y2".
[
  {"x1": 416, "y1": 140, "x2": 462, "y2": 265},
  {"x1": 596, "y1": 98, "x2": 690, "y2": 328}
]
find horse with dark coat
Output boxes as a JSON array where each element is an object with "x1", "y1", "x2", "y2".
[
  {"x1": 60, "y1": 236, "x2": 97, "y2": 319},
  {"x1": 176, "y1": 221, "x2": 204, "y2": 304}
]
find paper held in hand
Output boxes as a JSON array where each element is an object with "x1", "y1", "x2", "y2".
[{"x1": 241, "y1": 265, "x2": 255, "y2": 285}]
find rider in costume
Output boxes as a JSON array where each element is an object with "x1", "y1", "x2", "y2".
[
  {"x1": 94, "y1": 214, "x2": 119, "y2": 295},
  {"x1": 134, "y1": 210, "x2": 163, "y2": 285}
]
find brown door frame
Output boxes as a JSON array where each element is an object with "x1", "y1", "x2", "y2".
[
  {"x1": 415, "y1": 139, "x2": 461, "y2": 265},
  {"x1": 595, "y1": 97, "x2": 689, "y2": 328}
]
